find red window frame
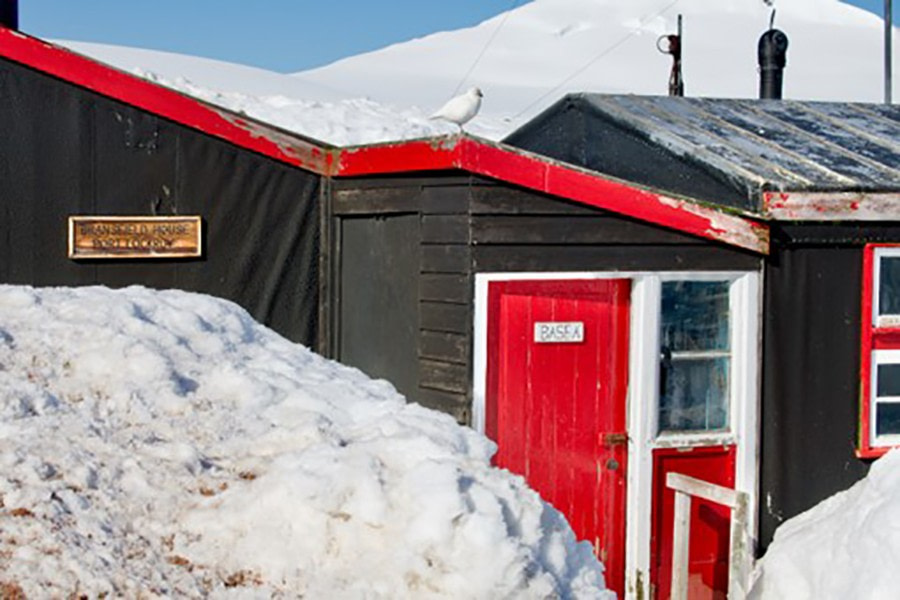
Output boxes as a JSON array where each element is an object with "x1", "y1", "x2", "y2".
[{"x1": 859, "y1": 244, "x2": 900, "y2": 457}]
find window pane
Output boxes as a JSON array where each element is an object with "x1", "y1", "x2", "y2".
[
  {"x1": 659, "y1": 358, "x2": 729, "y2": 432},
  {"x1": 876, "y1": 403, "x2": 900, "y2": 436},
  {"x1": 879, "y1": 256, "x2": 900, "y2": 316},
  {"x1": 661, "y1": 281, "x2": 730, "y2": 352},
  {"x1": 877, "y1": 364, "x2": 900, "y2": 397}
]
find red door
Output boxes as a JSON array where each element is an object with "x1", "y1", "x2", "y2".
[
  {"x1": 651, "y1": 446, "x2": 736, "y2": 600},
  {"x1": 486, "y1": 279, "x2": 630, "y2": 596}
]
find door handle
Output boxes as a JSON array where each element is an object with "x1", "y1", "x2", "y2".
[{"x1": 601, "y1": 432, "x2": 629, "y2": 447}]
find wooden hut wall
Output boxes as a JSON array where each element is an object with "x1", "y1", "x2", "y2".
[
  {"x1": 327, "y1": 175, "x2": 761, "y2": 425},
  {"x1": 327, "y1": 176, "x2": 473, "y2": 422},
  {"x1": 0, "y1": 56, "x2": 320, "y2": 346},
  {"x1": 758, "y1": 224, "x2": 900, "y2": 551}
]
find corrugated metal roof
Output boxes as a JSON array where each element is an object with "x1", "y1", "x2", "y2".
[{"x1": 579, "y1": 95, "x2": 900, "y2": 194}]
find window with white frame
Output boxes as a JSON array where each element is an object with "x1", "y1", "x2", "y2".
[
  {"x1": 861, "y1": 245, "x2": 900, "y2": 455},
  {"x1": 658, "y1": 279, "x2": 733, "y2": 435}
]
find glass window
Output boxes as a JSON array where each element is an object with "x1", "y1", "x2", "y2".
[
  {"x1": 878, "y1": 255, "x2": 900, "y2": 320},
  {"x1": 874, "y1": 357, "x2": 900, "y2": 438},
  {"x1": 658, "y1": 281, "x2": 731, "y2": 433}
]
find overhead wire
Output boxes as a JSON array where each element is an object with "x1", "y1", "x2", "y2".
[
  {"x1": 451, "y1": 0, "x2": 522, "y2": 97},
  {"x1": 510, "y1": 0, "x2": 682, "y2": 121}
]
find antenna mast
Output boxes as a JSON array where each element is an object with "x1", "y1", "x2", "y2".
[
  {"x1": 657, "y1": 14, "x2": 684, "y2": 97},
  {"x1": 887, "y1": 0, "x2": 893, "y2": 104}
]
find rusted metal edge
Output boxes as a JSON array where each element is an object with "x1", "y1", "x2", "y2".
[
  {"x1": 0, "y1": 28, "x2": 334, "y2": 174},
  {"x1": 764, "y1": 191, "x2": 900, "y2": 221}
]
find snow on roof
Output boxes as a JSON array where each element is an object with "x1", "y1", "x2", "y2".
[{"x1": 0, "y1": 285, "x2": 611, "y2": 598}]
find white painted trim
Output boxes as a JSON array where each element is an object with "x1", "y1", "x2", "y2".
[
  {"x1": 872, "y1": 247, "x2": 900, "y2": 328},
  {"x1": 625, "y1": 275, "x2": 659, "y2": 600},
  {"x1": 472, "y1": 275, "x2": 490, "y2": 434},
  {"x1": 731, "y1": 272, "x2": 762, "y2": 568},
  {"x1": 870, "y1": 349, "x2": 900, "y2": 447},
  {"x1": 764, "y1": 191, "x2": 900, "y2": 221}
]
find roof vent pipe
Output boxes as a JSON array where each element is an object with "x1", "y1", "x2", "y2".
[
  {"x1": 0, "y1": 0, "x2": 18, "y2": 30},
  {"x1": 758, "y1": 11, "x2": 788, "y2": 99}
]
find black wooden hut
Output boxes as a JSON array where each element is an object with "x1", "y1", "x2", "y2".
[
  {"x1": 0, "y1": 27, "x2": 325, "y2": 345},
  {"x1": 325, "y1": 137, "x2": 766, "y2": 599},
  {"x1": 504, "y1": 93, "x2": 900, "y2": 594},
  {"x1": 5, "y1": 22, "x2": 900, "y2": 600}
]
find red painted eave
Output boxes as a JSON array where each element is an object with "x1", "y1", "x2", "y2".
[
  {"x1": 0, "y1": 28, "x2": 334, "y2": 174},
  {"x1": 333, "y1": 135, "x2": 769, "y2": 254},
  {"x1": 334, "y1": 137, "x2": 459, "y2": 176}
]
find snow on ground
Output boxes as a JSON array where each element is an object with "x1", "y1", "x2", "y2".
[
  {"x1": 0, "y1": 285, "x2": 611, "y2": 599},
  {"x1": 748, "y1": 450, "x2": 900, "y2": 600},
  {"x1": 58, "y1": 0, "x2": 899, "y2": 146}
]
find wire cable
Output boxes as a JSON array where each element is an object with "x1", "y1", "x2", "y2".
[
  {"x1": 451, "y1": 0, "x2": 521, "y2": 96},
  {"x1": 510, "y1": 0, "x2": 681, "y2": 121}
]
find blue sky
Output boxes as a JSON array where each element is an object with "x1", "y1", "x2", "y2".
[{"x1": 21, "y1": 0, "x2": 889, "y2": 73}]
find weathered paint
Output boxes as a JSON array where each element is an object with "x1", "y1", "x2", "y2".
[
  {"x1": 486, "y1": 278, "x2": 631, "y2": 596},
  {"x1": 765, "y1": 191, "x2": 900, "y2": 221},
  {"x1": 459, "y1": 139, "x2": 769, "y2": 254},
  {"x1": 334, "y1": 137, "x2": 459, "y2": 176},
  {"x1": 0, "y1": 27, "x2": 334, "y2": 174},
  {"x1": 334, "y1": 136, "x2": 770, "y2": 254},
  {"x1": 857, "y1": 243, "x2": 900, "y2": 459}
]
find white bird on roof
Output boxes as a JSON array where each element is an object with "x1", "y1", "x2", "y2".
[{"x1": 430, "y1": 87, "x2": 483, "y2": 130}]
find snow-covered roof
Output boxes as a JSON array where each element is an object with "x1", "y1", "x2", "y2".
[{"x1": 0, "y1": 27, "x2": 769, "y2": 253}]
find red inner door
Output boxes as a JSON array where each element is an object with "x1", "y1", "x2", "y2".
[
  {"x1": 650, "y1": 446, "x2": 736, "y2": 600},
  {"x1": 486, "y1": 279, "x2": 630, "y2": 596}
]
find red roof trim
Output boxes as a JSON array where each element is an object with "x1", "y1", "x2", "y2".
[
  {"x1": 0, "y1": 28, "x2": 333, "y2": 173},
  {"x1": 335, "y1": 138, "x2": 458, "y2": 176},
  {"x1": 334, "y1": 137, "x2": 769, "y2": 254},
  {"x1": 0, "y1": 29, "x2": 767, "y2": 253},
  {"x1": 456, "y1": 139, "x2": 769, "y2": 254}
]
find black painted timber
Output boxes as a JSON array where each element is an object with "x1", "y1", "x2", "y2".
[
  {"x1": 0, "y1": 56, "x2": 320, "y2": 346},
  {"x1": 328, "y1": 175, "x2": 760, "y2": 425},
  {"x1": 757, "y1": 223, "x2": 900, "y2": 552}
]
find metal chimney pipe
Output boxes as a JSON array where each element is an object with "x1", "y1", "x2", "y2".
[
  {"x1": 758, "y1": 28, "x2": 789, "y2": 99},
  {"x1": 0, "y1": 0, "x2": 18, "y2": 30}
]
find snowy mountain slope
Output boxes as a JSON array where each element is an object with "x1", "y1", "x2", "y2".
[
  {"x1": 55, "y1": 0, "x2": 897, "y2": 144},
  {"x1": 0, "y1": 285, "x2": 611, "y2": 598},
  {"x1": 297, "y1": 0, "x2": 898, "y2": 128},
  {"x1": 58, "y1": 40, "x2": 349, "y2": 101}
]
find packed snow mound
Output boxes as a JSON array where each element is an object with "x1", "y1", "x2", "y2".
[
  {"x1": 748, "y1": 450, "x2": 900, "y2": 600},
  {"x1": 0, "y1": 285, "x2": 611, "y2": 599}
]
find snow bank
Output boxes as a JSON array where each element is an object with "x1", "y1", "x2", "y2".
[
  {"x1": 0, "y1": 285, "x2": 611, "y2": 598},
  {"x1": 748, "y1": 451, "x2": 900, "y2": 600}
]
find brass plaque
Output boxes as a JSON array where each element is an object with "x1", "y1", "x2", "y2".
[{"x1": 68, "y1": 216, "x2": 202, "y2": 259}]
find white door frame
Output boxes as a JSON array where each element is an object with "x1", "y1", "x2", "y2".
[{"x1": 472, "y1": 271, "x2": 761, "y2": 600}]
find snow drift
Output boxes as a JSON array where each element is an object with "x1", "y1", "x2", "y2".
[
  {"x1": 0, "y1": 285, "x2": 611, "y2": 598},
  {"x1": 748, "y1": 450, "x2": 900, "y2": 600}
]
